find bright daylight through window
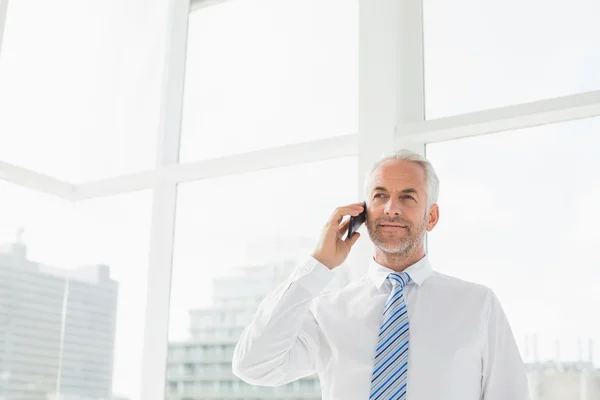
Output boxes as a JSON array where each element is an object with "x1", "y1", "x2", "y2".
[
  {"x1": 0, "y1": 0, "x2": 166, "y2": 183},
  {"x1": 166, "y1": 157, "x2": 357, "y2": 398},
  {"x1": 179, "y1": 0, "x2": 358, "y2": 162},
  {"x1": 0, "y1": 182, "x2": 152, "y2": 400},
  {"x1": 0, "y1": 0, "x2": 599, "y2": 398},
  {"x1": 427, "y1": 117, "x2": 600, "y2": 396},
  {"x1": 424, "y1": 0, "x2": 600, "y2": 119}
]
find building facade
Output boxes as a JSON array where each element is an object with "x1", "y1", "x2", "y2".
[
  {"x1": 165, "y1": 256, "x2": 349, "y2": 400},
  {"x1": 0, "y1": 235, "x2": 119, "y2": 400},
  {"x1": 527, "y1": 361, "x2": 600, "y2": 400}
]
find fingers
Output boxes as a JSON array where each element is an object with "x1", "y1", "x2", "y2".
[
  {"x1": 330, "y1": 203, "x2": 365, "y2": 224},
  {"x1": 345, "y1": 231, "x2": 361, "y2": 247},
  {"x1": 338, "y1": 217, "x2": 351, "y2": 238}
]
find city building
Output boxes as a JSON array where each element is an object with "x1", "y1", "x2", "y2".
[
  {"x1": 523, "y1": 335, "x2": 600, "y2": 399},
  {"x1": 0, "y1": 232, "x2": 119, "y2": 400},
  {"x1": 165, "y1": 254, "x2": 349, "y2": 400},
  {"x1": 527, "y1": 361, "x2": 600, "y2": 400}
]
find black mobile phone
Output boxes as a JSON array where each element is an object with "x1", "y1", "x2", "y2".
[{"x1": 347, "y1": 201, "x2": 366, "y2": 239}]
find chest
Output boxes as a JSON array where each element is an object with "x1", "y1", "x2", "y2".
[{"x1": 316, "y1": 290, "x2": 484, "y2": 398}]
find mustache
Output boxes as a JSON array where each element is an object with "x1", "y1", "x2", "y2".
[{"x1": 374, "y1": 217, "x2": 412, "y2": 227}]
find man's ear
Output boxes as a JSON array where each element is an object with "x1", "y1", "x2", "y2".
[{"x1": 426, "y1": 204, "x2": 439, "y2": 232}]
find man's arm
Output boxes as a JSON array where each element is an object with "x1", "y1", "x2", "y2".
[
  {"x1": 481, "y1": 290, "x2": 530, "y2": 399},
  {"x1": 232, "y1": 257, "x2": 333, "y2": 386}
]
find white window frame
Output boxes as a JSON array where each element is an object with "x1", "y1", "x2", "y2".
[
  {"x1": 0, "y1": 0, "x2": 8, "y2": 58},
  {"x1": 1, "y1": 0, "x2": 600, "y2": 399}
]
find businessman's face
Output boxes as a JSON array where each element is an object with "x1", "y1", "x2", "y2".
[{"x1": 365, "y1": 160, "x2": 437, "y2": 255}]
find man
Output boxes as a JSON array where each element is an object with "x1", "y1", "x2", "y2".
[{"x1": 232, "y1": 149, "x2": 529, "y2": 399}]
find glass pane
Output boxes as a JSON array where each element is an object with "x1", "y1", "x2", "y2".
[
  {"x1": 0, "y1": 181, "x2": 152, "y2": 400},
  {"x1": 426, "y1": 118, "x2": 600, "y2": 397},
  {"x1": 166, "y1": 157, "x2": 357, "y2": 398},
  {"x1": 0, "y1": 0, "x2": 167, "y2": 182},
  {"x1": 424, "y1": 0, "x2": 600, "y2": 119},
  {"x1": 180, "y1": 0, "x2": 358, "y2": 162}
]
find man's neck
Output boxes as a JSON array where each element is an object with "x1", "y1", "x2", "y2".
[{"x1": 373, "y1": 247, "x2": 426, "y2": 272}]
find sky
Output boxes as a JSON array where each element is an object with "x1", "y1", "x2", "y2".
[{"x1": 1, "y1": 0, "x2": 600, "y2": 399}]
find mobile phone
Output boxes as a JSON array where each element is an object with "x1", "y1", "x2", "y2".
[{"x1": 347, "y1": 201, "x2": 367, "y2": 239}]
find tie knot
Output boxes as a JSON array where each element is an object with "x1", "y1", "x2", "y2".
[{"x1": 388, "y1": 271, "x2": 411, "y2": 289}]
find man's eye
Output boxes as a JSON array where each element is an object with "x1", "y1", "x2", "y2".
[
  {"x1": 374, "y1": 193, "x2": 386, "y2": 198},
  {"x1": 402, "y1": 195, "x2": 415, "y2": 200}
]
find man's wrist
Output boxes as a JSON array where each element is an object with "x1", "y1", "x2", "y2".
[{"x1": 311, "y1": 253, "x2": 333, "y2": 270}]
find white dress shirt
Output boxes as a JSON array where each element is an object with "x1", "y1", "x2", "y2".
[{"x1": 232, "y1": 255, "x2": 530, "y2": 399}]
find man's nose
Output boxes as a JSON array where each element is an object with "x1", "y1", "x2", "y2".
[{"x1": 384, "y1": 198, "x2": 403, "y2": 216}]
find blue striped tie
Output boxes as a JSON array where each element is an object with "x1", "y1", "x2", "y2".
[{"x1": 369, "y1": 271, "x2": 411, "y2": 400}]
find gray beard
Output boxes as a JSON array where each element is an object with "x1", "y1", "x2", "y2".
[
  {"x1": 369, "y1": 229, "x2": 424, "y2": 255},
  {"x1": 367, "y1": 215, "x2": 428, "y2": 256}
]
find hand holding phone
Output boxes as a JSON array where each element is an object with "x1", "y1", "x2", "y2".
[
  {"x1": 347, "y1": 201, "x2": 366, "y2": 239},
  {"x1": 311, "y1": 202, "x2": 364, "y2": 270}
]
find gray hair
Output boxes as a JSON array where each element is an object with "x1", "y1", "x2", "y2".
[{"x1": 364, "y1": 149, "x2": 440, "y2": 210}]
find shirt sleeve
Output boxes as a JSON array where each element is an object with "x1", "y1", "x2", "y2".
[
  {"x1": 232, "y1": 257, "x2": 335, "y2": 386},
  {"x1": 481, "y1": 289, "x2": 530, "y2": 400}
]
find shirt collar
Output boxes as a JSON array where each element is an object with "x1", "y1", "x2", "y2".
[{"x1": 367, "y1": 254, "x2": 434, "y2": 290}]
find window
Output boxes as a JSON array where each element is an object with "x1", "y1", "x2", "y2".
[
  {"x1": 0, "y1": 0, "x2": 167, "y2": 182},
  {"x1": 166, "y1": 157, "x2": 356, "y2": 395},
  {"x1": 184, "y1": 363, "x2": 195, "y2": 375},
  {"x1": 167, "y1": 347, "x2": 184, "y2": 362},
  {"x1": 182, "y1": 381, "x2": 195, "y2": 395},
  {"x1": 424, "y1": 0, "x2": 600, "y2": 118},
  {"x1": 219, "y1": 381, "x2": 233, "y2": 392},
  {"x1": 200, "y1": 381, "x2": 216, "y2": 393},
  {"x1": 0, "y1": 181, "x2": 151, "y2": 400},
  {"x1": 179, "y1": 0, "x2": 358, "y2": 162},
  {"x1": 166, "y1": 365, "x2": 181, "y2": 379},
  {"x1": 168, "y1": 157, "x2": 356, "y2": 340},
  {"x1": 299, "y1": 378, "x2": 319, "y2": 391},
  {"x1": 426, "y1": 117, "x2": 600, "y2": 397},
  {"x1": 4, "y1": 1, "x2": 596, "y2": 399}
]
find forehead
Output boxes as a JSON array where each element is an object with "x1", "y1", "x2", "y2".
[{"x1": 369, "y1": 160, "x2": 427, "y2": 191}]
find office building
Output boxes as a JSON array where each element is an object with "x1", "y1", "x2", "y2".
[
  {"x1": 165, "y1": 254, "x2": 349, "y2": 400},
  {"x1": 0, "y1": 233, "x2": 119, "y2": 400},
  {"x1": 527, "y1": 361, "x2": 600, "y2": 400}
]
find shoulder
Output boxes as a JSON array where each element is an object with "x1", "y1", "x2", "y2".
[
  {"x1": 423, "y1": 271, "x2": 499, "y2": 315},
  {"x1": 426, "y1": 271, "x2": 492, "y2": 295},
  {"x1": 310, "y1": 275, "x2": 371, "y2": 308}
]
